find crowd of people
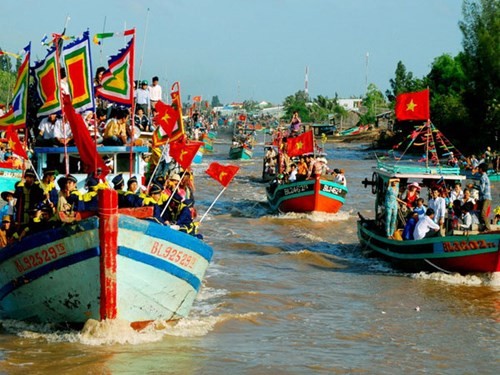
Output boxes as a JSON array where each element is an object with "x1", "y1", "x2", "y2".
[
  {"x1": 384, "y1": 163, "x2": 496, "y2": 240},
  {"x1": 0, "y1": 164, "x2": 200, "y2": 248}
]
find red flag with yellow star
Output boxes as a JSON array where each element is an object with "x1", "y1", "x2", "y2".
[
  {"x1": 395, "y1": 89, "x2": 430, "y2": 121},
  {"x1": 5, "y1": 125, "x2": 28, "y2": 159},
  {"x1": 154, "y1": 100, "x2": 180, "y2": 136},
  {"x1": 206, "y1": 162, "x2": 239, "y2": 187},
  {"x1": 169, "y1": 140, "x2": 203, "y2": 170},
  {"x1": 286, "y1": 130, "x2": 314, "y2": 157}
]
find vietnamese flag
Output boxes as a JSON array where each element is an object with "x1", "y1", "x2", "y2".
[
  {"x1": 154, "y1": 100, "x2": 180, "y2": 136},
  {"x1": 206, "y1": 162, "x2": 239, "y2": 187},
  {"x1": 169, "y1": 140, "x2": 203, "y2": 170},
  {"x1": 395, "y1": 89, "x2": 430, "y2": 121},
  {"x1": 239, "y1": 114, "x2": 247, "y2": 122},
  {"x1": 286, "y1": 130, "x2": 314, "y2": 157},
  {"x1": 192, "y1": 95, "x2": 202, "y2": 102},
  {"x1": 5, "y1": 125, "x2": 28, "y2": 159}
]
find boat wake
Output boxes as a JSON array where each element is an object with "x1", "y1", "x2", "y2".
[
  {"x1": 412, "y1": 271, "x2": 500, "y2": 287},
  {"x1": 270, "y1": 210, "x2": 351, "y2": 222}
]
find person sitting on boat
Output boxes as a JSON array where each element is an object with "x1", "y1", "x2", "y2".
[
  {"x1": 65, "y1": 174, "x2": 84, "y2": 212},
  {"x1": 384, "y1": 178, "x2": 400, "y2": 239},
  {"x1": 14, "y1": 170, "x2": 45, "y2": 226},
  {"x1": 39, "y1": 169, "x2": 59, "y2": 208},
  {"x1": 413, "y1": 208, "x2": 441, "y2": 240},
  {"x1": 428, "y1": 188, "x2": 446, "y2": 235},
  {"x1": 103, "y1": 108, "x2": 129, "y2": 146},
  {"x1": 2, "y1": 152, "x2": 23, "y2": 169},
  {"x1": 449, "y1": 182, "x2": 464, "y2": 203},
  {"x1": 166, "y1": 173, "x2": 185, "y2": 199},
  {"x1": 403, "y1": 182, "x2": 420, "y2": 208},
  {"x1": 111, "y1": 174, "x2": 143, "y2": 208},
  {"x1": 0, "y1": 215, "x2": 14, "y2": 247},
  {"x1": 1, "y1": 191, "x2": 16, "y2": 218},
  {"x1": 164, "y1": 193, "x2": 199, "y2": 236},
  {"x1": 27, "y1": 204, "x2": 56, "y2": 235},
  {"x1": 82, "y1": 110, "x2": 103, "y2": 144},
  {"x1": 53, "y1": 119, "x2": 74, "y2": 146},
  {"x1": 134, "y1": 107, "x2": 152, "y2": 132},
  {"x1": 288, "y1": 164, "x2": 298, "y2": 183},
  {"x1": 127, "y1": 176, "x2": 140, "y2": 195},
  {"x1": 81, "y1": 175, "x2": 102, "y2": 211},
  {"x1": 402, "y1": 211, "x2": 419, "y2": 240},
  {"x1": 458, "y1": 202, "x2": 479, "y2": 231},
  {"x1": 180, "y1": 171, "x2": 195, "y2": 203},
  {"x1": 289, "y1": 111, "x2": 301, "y2": 137},
  {"x1": 36, "y1": 113, "x2": 59, "y2": 146},
  {"x1": 413, "y1": 198, "x2": 427, "y2": 219},
  {"x1": 333, "y1": 168, "x2": 347, "y2": 186}
]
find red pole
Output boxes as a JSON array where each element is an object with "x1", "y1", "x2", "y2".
[{"x1": 99, "y1": 188, "x2": 119, "y2": 320}]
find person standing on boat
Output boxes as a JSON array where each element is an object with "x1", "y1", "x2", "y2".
[
  {"x1": 135, "y1": 80, "x2": 150, "y2": 117},
  {"x1": 289, "y1": 111, "x2": 301, "y2": 137},
  {"x1": 477, "y1": 163, "x2": 492, "y2": 231},
  {"x1": 149, "y1": 76, "x2": 162, "y2": 112},
  {"x1": 428, "y1": 188, "x2": 446, "y2": 235},
  {"x1": 384, "y1": 178, "x2": 399, "y2": 239},
  {"x1": 413, "y1": 208, "x2": 440, "y2": 240},
  {"x1": 403, "y1": 182, "x2": 420, "y2": 208}
]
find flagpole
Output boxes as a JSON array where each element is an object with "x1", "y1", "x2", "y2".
[
  {"x1": 146, "y1": 142, "x2": 169, "y2": 191},
  {"x1": 199, "y1": 187, "x2": 227, "y2": 223},
  {"x1": 137, "y1": 7, "x2": 150, "y2": 90}
]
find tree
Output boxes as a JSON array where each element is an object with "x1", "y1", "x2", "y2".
[
  {"x1": 360, "y1": 83, "x2": 387, "y2": 124},
  {"x1": 386, "y1": 61, "x2": 424, "y2": 103},
  {"x1": 0, "y1": 49, "x2": 13, "y2": 73},
  {"x1": 424, "y1": 53, "x2": 470, "y2": 149},
  {"x1": 0, "y1": 70, "x2": 16, "y2": 106},
  {"x1": 283, "y1": 90, "x2": 310, "y2": 122},
  {"x1": 459, "y1": 0, "x2": 500, "y2": 149},
  {"x1": 211, "y1": 95, "x2": 222, "y2": 108},
  {"x1": 242, "y1": 99, "x2": 259, "y2": 113}
]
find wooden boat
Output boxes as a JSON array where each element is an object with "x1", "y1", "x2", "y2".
[
  {"x1": 229, "y1": 145, "x2": 252, "y2": 160},
  {"x1": 266, "y1": 176, "x2": 348, "y2": 213},
  {"x1": 0, "y1": 164, "x2": 23, "y2": 192},
  {"x1": 0, "y1": 146, "x2": 213, "y2": 327},
  {"x1": 357, "y1": 131, "x2": 500, "y2": 274},
  {"x1": 200, "y1": 132, "x2": 214, "y2": 152}
]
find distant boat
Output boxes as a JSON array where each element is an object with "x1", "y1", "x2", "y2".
[
  {"x1": 229, "y1": 145, "x2": 252, "y2": 160},
  {"x1": 266, "y1": 176, "x2": 347, "y2": 213}
]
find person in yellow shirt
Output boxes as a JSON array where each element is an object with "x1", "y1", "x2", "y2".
[{"x1": 103, "y1": 108, "x2": 129, "y2": 146}]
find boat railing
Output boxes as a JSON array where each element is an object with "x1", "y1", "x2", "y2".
[{"x1": 376, "y1": 160, "x2": 462, "y2": 176}]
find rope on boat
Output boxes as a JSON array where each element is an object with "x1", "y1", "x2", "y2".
[{"x1": 423, "y1": 259, "x2": 452, "y2": 274}]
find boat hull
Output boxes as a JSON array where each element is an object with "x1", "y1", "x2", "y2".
[
  {"x1": 229, "y1": 146, "x2": 253, "y2": 160},
  {"x1": 0, "y1": 167, "x2": 23, "y2": 192},
  {"x1": 357, "y1": 220, "x2": 500, "y2": 273},
  {"x1": 0, "y1": 194, "x2": 213, "y2": 325},
  {"x1": 266, "y1": 177, "x2": 347, "y2": 213}
]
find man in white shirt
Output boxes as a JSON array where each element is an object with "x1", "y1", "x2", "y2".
[
  {"x1": 149, "y1": 76, "x2": 162, "y2": 111},
  {"x1": 413, "y1": 208, "x2": 440, "y2": 240},
  {"x1": 428, "y1": 188, "x2": 446, "y2": 234},
  {"x1": 37, "y1": 113, "x2": 59, "y2": 146}
]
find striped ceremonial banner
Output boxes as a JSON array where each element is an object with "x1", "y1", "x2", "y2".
[
  {"x1": 0, "y1": 44, "x2": 30, "y2": 129},
  {"x1": 95, "y1": 30, "x2": 135, "y2": 107},
  {"x1": 32, "y1": 47, "x2": 61, "y2": 117},
  {"x1": 63, "y1": 31, "x2": 95, "y2": 113}
]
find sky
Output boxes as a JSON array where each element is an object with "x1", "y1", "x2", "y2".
[{"x1": 0, "y1": 0, "x2": 465, "y2": 105}]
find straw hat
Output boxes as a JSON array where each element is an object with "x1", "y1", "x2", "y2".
[{"x1": 407, "y1": 182, "x2": 421, "y2": 190}]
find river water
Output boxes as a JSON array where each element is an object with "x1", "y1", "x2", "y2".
[{"x1": 0, "y1": 136, "x2": 498, "y2": 374}]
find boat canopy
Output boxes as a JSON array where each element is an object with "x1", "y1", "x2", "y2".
[{"x1": 375, "y1": 160, "x2": 465, "y2": 181}]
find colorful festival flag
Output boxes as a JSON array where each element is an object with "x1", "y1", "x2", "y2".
[
  {"x1": 169, "y1": 82, "x2": 185, "y2": 143},
  {"x1": 192, "y1": 95, "x2": 202, "y2": 102},
  {"x1": 63, "y1": 31, "x2": 95, "y2": 113},
  {"x1": 93, "y1": 29, "x2": 135, "y2": 45},
  {"x1": 206, "y1": 162, "x2": 239, "y2": 187},
  {"x1": 95, "y1": 32, "x2": 135, "y2": 107},
  {"x1": 5, "y1": 125, "x2": 28, "y2": 159},
  {"x1": 395, "y1": 89, "x2": 430, "y2": 121},
  {"x1": 0, "y1": 44, "x2": 30, "y2": 129},
  {"x1": 62, "y1": 95, "x2": 109, "y2": 178},
  {"x1": 32, "y1": 47, "x2": 62, "y2": 117},
  {"x1": 169, "y1": 140, "x2": 203, "y2": 170},
  {"x1": 154, "y1": 100, "x2": 180, "y2": 136},
  {"x1": 286, "y1": 130, "x2": 314, "y2": 157},
  {"x1": 152, "y1": 126, "x2": 169, "y2": 147},
  {"x1": 239, "y1": 114, "x2": 247, "y2": 122}
]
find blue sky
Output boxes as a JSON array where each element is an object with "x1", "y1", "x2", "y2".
[{"x1": 0, "y1": 0, "x2": 464, "y2": 104}]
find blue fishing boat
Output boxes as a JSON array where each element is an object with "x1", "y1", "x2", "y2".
[
  {"x1": 229, "y1": 145, "x2": 252, "y2": 160},
  {"x1": 0, "y1": 145, "x2": 213, "y2": 328}
]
